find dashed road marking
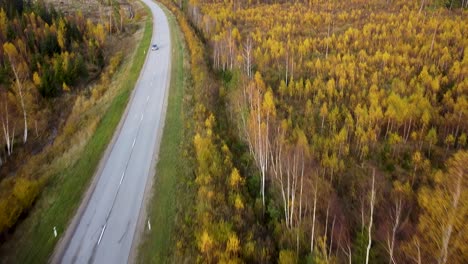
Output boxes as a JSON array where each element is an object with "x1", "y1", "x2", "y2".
[
  {"x1": 119, "y1": 171, "x2": 125, "y2": 185},
  {"x1": 98, "y1": 224, "x2": 107, "y2": 245}
]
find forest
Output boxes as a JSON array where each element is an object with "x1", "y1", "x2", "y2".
[
  {"x1": 0, "y1": 0, "x2": 128, "y2": 237},
  {"x1": 167, "y1": 0, "x2": 467, "y2": 263}
]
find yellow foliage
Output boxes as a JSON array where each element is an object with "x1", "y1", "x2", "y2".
[
  {"x1": 93, "y1": 23, "x2": 106, "y2": 47},
  {"x1": 278, "y1": 250, "x2": 296, "y2": 264},
  {"x1": 33, "y1": 72, "x2": 41, "y2": 87},
  {"x1": 198, "y1": 230, "x2": 213, "y2": 254},
  {"x1": 226, "y1": 233, "x2": 240, "y2": 254},
  {"x1": 0, "y1": 178, "x2": 39, "y2": 233},
  {"x1": 63, "y1": 82, "x2": 71, "y2": 92},
  {"x1": 3, "y1": 42, "x2": 18, "y2": 59},
  {"x1": 0, "y1": 9, "x2": 7, "y2": 36},
  {"x1": 12, "y1": 178, "x2": 39, "y2": 209},
  {"x1": 234, "y1": 194, "x2": 244, "y2": 210},
  {"x1": 57, "y1": 18, "x2": 67, "y2": 50},
  {"x1": 262, "y1": 89, "x2": 276, "y2": 117},
  {"x1": 109, "y1": 52, "x2": 124, "y2": 74},
  {"x1": 229, "y1": 168, "x2": 243, "y2": 189}
]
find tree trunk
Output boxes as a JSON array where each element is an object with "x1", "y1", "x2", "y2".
[
  {"x1": 388, "y1": 199, "x2": 402, "y2": 264},
  {"x1": 109, "y1": 10, "x2": 112, "y2": 34},
  {"x1": 243, "y1": 38, "x2": 253, "y2": 78},
  {"x1": 365, "y1": 169, "x2": 376, "y2": 264},
  {"x1": 285, "y1": 52, "x2": 289, "y2": 86},
  {"x1": 1, "y1": 102, "x2": 13, "y2": 156},
  {"x1": 430, "y1": 24, "x2": 438, "y2": 54},
  {"x1": 325, "y1": 201, "x2": 330, "y2": 245},
  {"x1": 310, "y1": 181, "x2": 317, "y2": 252},
  {"x1": 419, "y1": 0, "x2": 426, "y2": 15},
  {"x1": 438, "y1": 167, "x2": 462, "y2": 264},
  {"x1": 297, "y1": 153, "x2": 304, "y2": 255},
  {"x1": 329, "y1": 215, "x2": 336, "y2": 258},
  {"x1": 229, "y1": 29, "x2": 233, "y2": 70},
  {"x1": 8, "y1": 55, "x2": 28, "y2": 143}
]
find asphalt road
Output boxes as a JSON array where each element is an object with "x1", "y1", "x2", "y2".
[{"x1": 59, "y1": 1, "x2": 171, "y2": 263}]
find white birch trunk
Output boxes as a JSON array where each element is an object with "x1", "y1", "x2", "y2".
[
  {"x1": 387, "y1": 199, "x2": 402, "y2": 264},
  {"x1": 365, "y1": 169, "x2": 376, "y2": 264},
  {"x1": 438, "y1": 166, "x2": 462, "y2": 264},
  {"x1": 7, "y1": 55, "x2": 28, "y2": 143},
  {"x1": 310, "y1": 181, "x2": 317, "y2": 252}
]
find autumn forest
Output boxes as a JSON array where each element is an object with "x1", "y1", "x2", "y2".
[
  {"x1": 170, "y1": 0, "x2": 467, "y2": 263},
  {"x1": 0, "y1": 0, "x2": 466, "y2": 263}
]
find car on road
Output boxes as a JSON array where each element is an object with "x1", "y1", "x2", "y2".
[{"x1": 151, "y1": 44, "x2": 159, "y2": 51}]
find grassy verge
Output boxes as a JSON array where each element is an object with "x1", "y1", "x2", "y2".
[
  {"x1": 137, "y1": 3, "x2": 188, "y2": 263},
  {"x1": 0, "y1": 6, "x2": 153, "y2": 264}
]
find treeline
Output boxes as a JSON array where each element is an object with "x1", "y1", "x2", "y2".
[
  {"x1": 0, "y1": 0, "x2": 109, "y2": 234},
  {"x1": 158, "y1": 0, "x2": 282, "y2": 262},
  {"x1": 190, "y1": 0, "x2": 468, "y2": 10},
  {"x1": 170, "y1": 0, "x2": 467, "y2": 263}
]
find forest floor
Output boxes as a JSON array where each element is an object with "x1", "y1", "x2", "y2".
[
  {"x1": 0, "y1": 1, "x2": 153, "y2": 263},
  {"x1": 137, "y1": 3, "x2": 190, "y2": 263}
]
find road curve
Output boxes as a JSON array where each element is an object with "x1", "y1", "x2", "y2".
[{"x1": 58, "y1": 1, "x2": 171, "y2": 263}]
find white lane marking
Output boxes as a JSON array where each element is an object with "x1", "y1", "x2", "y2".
[
  {"x1": 140, "y1": 113, "x2": 144, "y2": 121},
  {"x1": 146, "y1": 96, "x2": 150, "y2": 102},
  {"x1": 147, "y1": 220, "x2": 151, "y2": 231},
  {"x1": 132, "y1": 138, "x2": 136, "y2": 149},
  {"x1": 98, "y1": 224, "x2": 107, "y2": 245},
  {"x1": 119, "y1": 171, "x2": 125, "y2": 185}
]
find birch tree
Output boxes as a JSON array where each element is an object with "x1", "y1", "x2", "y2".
[
  {"x1": 405, "y1": 150, "x2": 467, "y2": 264},
  {"x1": 3, "y1": 42, "x2": 28, "y2": 143},
  {"x1": 385, "y1": 180, "x2": 412, "y2": 264},
  {"x1": 243, "y1": 37, "x2": 253, "y2": 78},
  {"x1": 387, "y1": 198, "x2": 402, "y2": 264},
  {"x1": 269, "y1": 125, "x2": 308, "y2": 230},
  {"x1": 243, "y1": 72, "x2": 273, "y2": 210},
  {"x1": 1, "y1": 99, "x2": 15, "y2": 156},
  {"x1": 310, "y1": 179, "x2": 318, "y2": 253}
]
